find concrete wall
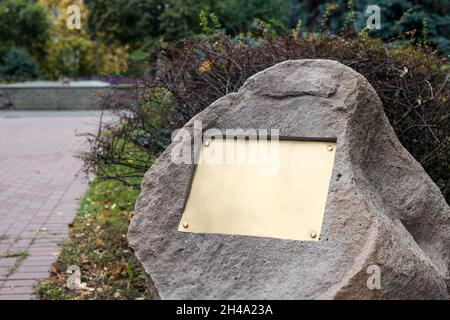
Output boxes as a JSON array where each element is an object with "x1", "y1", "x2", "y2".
[{"x1": 0, "y1": 86, "x2": 112, "y2": 110}]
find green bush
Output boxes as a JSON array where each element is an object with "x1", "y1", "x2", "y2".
[
  {"x1": 86, "y1": 30, "x2": 449, "y2": 202},
  {"x1": 0, "y1": 48, "x2": 40, "y2": 81},
  {"x1": 289, "y1": 0, "x2": 450, "y2": 55},
  {"x1": 0, "y1": 0, "x2": 50, "y2": 64}
]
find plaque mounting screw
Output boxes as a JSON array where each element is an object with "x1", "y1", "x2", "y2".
[
  {"x1": 182, "y1": 222, "x2": 189, "y2": 229},
  {"x1": 327, "y1": 145, "x2": 334, "y2": 152},
  {"x1": 204, "y1": 140, "x2": 210, "y2": 147},
  {"x1": 310, "y1": 231, "x2": 317, "y2": 239}
]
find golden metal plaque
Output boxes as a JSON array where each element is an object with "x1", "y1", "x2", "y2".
[{"x1": 178, "y1": 138, "x2": 336, "y2": 241}]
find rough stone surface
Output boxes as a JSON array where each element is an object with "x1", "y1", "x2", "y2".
[{"x1": 128, "y1": 59, "x2": 450, "y2": 299}]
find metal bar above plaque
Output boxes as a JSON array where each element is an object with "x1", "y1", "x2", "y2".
[{"x1": 178, "y1": 138, "x2": 336, "y2": 241}]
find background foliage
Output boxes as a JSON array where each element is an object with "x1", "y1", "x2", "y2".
[
  {"x1": 85, "y1": 29, "x2": 450, "y2": 202},
  {"x1": 297, "y1": 0, "x2": 450, "y2": 53},
  {"x1": 0, "y1": 0, "x2": 448, "y2": 81},
  {"x1": 0, "y1": 1, "x2": 448, "y2": 198},
  {"x1": 0, "y1": 0, "x2": 50, "y2": 79},
  {"x1": 0, "y1": 48, "x2": 41, "y2": 81}
]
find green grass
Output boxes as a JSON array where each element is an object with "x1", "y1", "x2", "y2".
[
  {"x1": 5, "y1": 251, "x2": 29, "y2": 277},
  {"x1": 36, "y1": 178, "x2": 152, "y2": 300},
  {"x1": 1, "y1": 251, "x2": 28, "y2": 259}
]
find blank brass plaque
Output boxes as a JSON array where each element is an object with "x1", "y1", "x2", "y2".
[{"x1": 178, "y1": 139, "x2": 336, "y2": 241}]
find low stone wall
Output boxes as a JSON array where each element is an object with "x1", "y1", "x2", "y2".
[
  {"x1": 0, "y1": 82, "x2": 135, "y2": 110},
  {"x1": 0, "y1": 87, "x2": 104, "y2": 110}
]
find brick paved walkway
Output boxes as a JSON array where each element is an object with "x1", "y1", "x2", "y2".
[{"x1": 0, "y1": 111, "x2": 102, "y2": 300}]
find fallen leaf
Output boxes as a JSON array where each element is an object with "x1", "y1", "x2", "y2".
[{"x1": 50, "y1": 265, "x2": 58, "y2": 274}]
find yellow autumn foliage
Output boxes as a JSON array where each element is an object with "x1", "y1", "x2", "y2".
[
  {"x1": 38, "y1": 0, "x2": 128, "y2": 77},
  {"x1": 198, "y1": 60, "x2": 212, "y2": 73}
]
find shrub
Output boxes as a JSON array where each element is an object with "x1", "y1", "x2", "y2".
[
  {"x1": 85, "y1": 32, "x2": 450, "y2": 201},
  {"x1": 83, "y1": 86, "x2": 172, "y2": 186},
  {"x1": 0, "y1": 0, "x2": 51, "y2": 63},
  {"x1": 0, "y1": 48, "x2": 40, "y2": 81},
  {"x1": 293, "y1": 0, "x2": 450, "y2": 55}
]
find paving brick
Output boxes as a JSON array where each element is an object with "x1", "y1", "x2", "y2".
[
  {"x1": 0, "y1": 246, "x2": 11, "y2": 256},
  {"x1": 15, "y1": 265, "x2": 50, "y2": 273},
  {"x1": 0, "y1": 258, "x2": 16, "y2": 268},
  {"x1": 0, "y1": 112, "x2": 101, "y2": 300},
  {"x1": 0, "y1": 269, "x2": 10, "y2": 279},
  {"x1": 0, "y1": 294, "x2": 33, "y2": 300},
  {"x1": 6, "y1": 272, "x2": 50, "y2": 280},
  {"x1": 0, "y1": 285, "x2": 34, "y2": 295},
  {"x1": 23, "y1": 255, "x2": 57, "y2": 262},
  {"x1": 18, "y1": 260, "x2": 54, "y2": 268},
  {"x1": 0, "y1": 279, "x2": 36, "y2": 288}
]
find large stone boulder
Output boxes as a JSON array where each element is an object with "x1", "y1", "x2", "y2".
[{"x1": 128, "y1": 59, "x2": 450, "y2": 299}]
